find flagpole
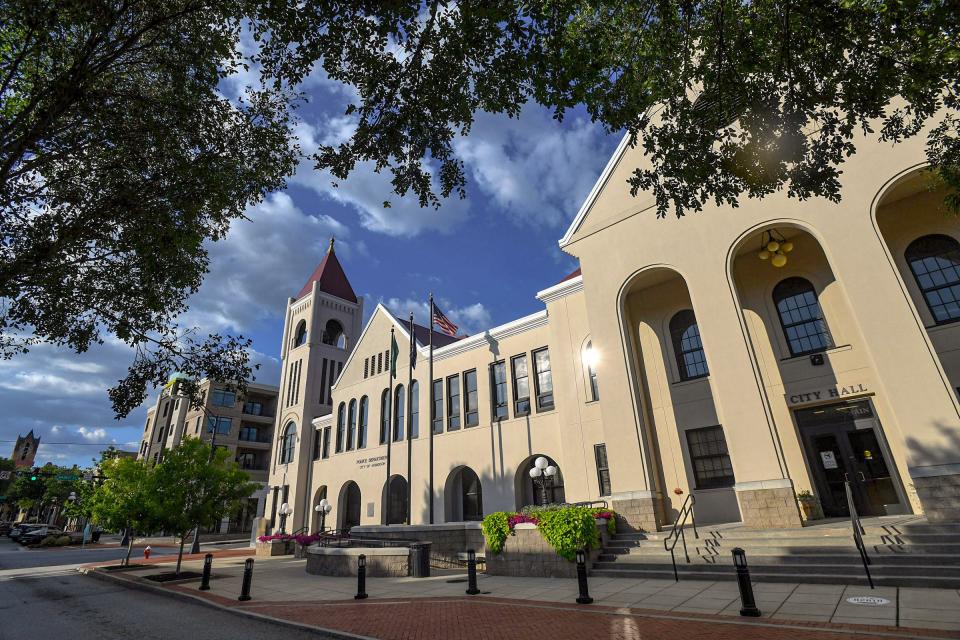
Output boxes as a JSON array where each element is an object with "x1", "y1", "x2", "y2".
[
  {"x1": 428, "y1": 294, "x2": 435, "y2": 525},
  {"x1": 406, "y1": 312, "x2": 414, "y2": 525},
  {"x1": 385, "y1": 326, "x2": 394, "y2": 524}
]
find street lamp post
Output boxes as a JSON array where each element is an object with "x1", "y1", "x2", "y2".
[
  {"x1": 314, "y1": 499, "x2": 332, "y2": 534},
  {"x1": 528, "y1": 456, "x2": 558, "y2": 506},
  {"x1": 278, "y1": 503, "x2": 292, "y2": 535}
]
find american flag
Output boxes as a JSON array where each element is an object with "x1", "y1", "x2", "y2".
[{"x1": 431, "y1": 302, "x2": 458, "y2": 337}]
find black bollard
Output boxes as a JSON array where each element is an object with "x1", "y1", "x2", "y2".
[
  {"x1": 465, "y1": 549, "x2": 480, "y2": 595},
  {"x1": 238, "y1": 558, "x2": 254, "y2": 602},
  {"x1": 199, "y1": 553, "x2": 213, "y2": 591},
  {"x1": 355, "y1": 554, "x2": 368, "y2": 600},
  {"x1": 575, "y1": 548, "x2": 593, "y2": 604},
  {"x1": 732, "y1": 548, "x2": 761, "y2": 617}
]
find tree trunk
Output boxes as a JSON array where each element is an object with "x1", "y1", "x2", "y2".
[
  {"x1": 175, "y1": 534, "x2": 186, "y2": 576},
  {"x1": 124, "y1": 535, "x2": 134, "y2": 567}
]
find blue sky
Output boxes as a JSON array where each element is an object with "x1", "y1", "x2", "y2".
[{"x1": 0, "y1": 66, "x2": 621, "y2": 469}]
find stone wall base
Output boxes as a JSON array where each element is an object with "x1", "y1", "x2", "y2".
[
  {"x1": 610, "y1": 491, "x2": 660, "y2": 533},
  {"x1": 486, "y1": 523, "x2": 609, "y2": 578},
  {"x1": 305, "y1": 548, "x2": 408, "y2": 577},
  {"x1": 735, "y1": 484, "x2": 802, "y2": 529},
  {"x1": 914, "y1": 473, "x2": 960, "y2": 523}
]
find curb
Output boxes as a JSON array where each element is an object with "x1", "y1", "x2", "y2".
[{"x1": 80, "y1": 567, "x2": 377, "y2": 640}]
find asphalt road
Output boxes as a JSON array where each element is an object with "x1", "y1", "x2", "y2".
[{"x1": 0, "y1": 537, "x2": 332, "y2": 639}]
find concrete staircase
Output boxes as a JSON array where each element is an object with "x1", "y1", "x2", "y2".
[{"x1": 590, "y1": 516, "x2": 960, "y2": 588}]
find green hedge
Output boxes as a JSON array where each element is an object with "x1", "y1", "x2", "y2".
[{"x1": 481, "y1": 506, "x2": 616, "y2": 562}]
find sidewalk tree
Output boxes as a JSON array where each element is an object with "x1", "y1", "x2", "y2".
[
  {"x1": 152, "y1": 438, "x2": 255, "y2": 575},
  {"x1": 87, "y1": 456, "x2": 158, "y2": 566}
]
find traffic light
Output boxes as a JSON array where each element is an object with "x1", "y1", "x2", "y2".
[{"x1": 29, "y1": 467, "x2": 39, "y2": 481}]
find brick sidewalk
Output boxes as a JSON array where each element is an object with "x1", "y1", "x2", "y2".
[{"x1": 86, "y1": 565, "x2": 960, "y2": 640}]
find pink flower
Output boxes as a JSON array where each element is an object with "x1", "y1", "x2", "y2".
[{"x1": 507, "y1": 514, "x2": 539, "y2": 528}]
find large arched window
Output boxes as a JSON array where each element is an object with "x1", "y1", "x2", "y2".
[
  {"x1": 347, "y1": 399, "x2": 357, "y2": 451},
  {"x1": 293, "y1": 320, "x2": 307, "y2": 347},
  {"x1": 322, "y1": 319, "x2": 345, "y2": 346},
  {"x1": 380, "y1": 388, "x2": 390, "y2": 445},
  {"x1": 393, "y1": 384, "x2": 405, "y2": 442},
  {"x1": 358, "y1": 395, "x2": 369, "y2": 448},
  {"x1": 906, "y1": 234, "x2": 960, "y2": 324},
  {"x1": 335, "y1": 402, "x2": 345, "y2": 453},
  {"x1": 279, "y1": 421, "x2": 296, "y2": 464},
  {"x1": 669, "y1": 310, "x2": 709, "y2": 380},
  {"x1": 773, "y1": 277, "x2": 834, "y2": 356},
  {"x1": 409, "y1": 381, "x2": 419, "y2": 439}
]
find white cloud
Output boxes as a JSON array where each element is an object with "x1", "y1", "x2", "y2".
[
  {"x1": 381, "y1": 297, "x2": 491, "y2": 337},
  {"x1": 77, "y1": 427, "x2": 110, "y2": 442}
]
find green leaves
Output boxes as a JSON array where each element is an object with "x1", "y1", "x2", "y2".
[{"x1": 481, "y1": 511, "x2": 511, "y2": 554}]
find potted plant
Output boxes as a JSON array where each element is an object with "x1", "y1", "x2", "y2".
[{"x1": 796, "y1": 489, "x2": 819, "y2": 520}]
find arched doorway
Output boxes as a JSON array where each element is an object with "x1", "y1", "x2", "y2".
[
  {"x1": 337, "y1": 481, "x2": 361, "y2": 531},
  {"x1": 444, "y1": 466, "x2": 483, "y2": 522},
  {"x1": 382, "y1": 475, "x2": 408, "y2": 524},
  {"x1": 515, "y1": 455, "x2": 565, "y2": 509},
  {"x1": 311, "y1": 485, "x2": 328, "y2": 533}
]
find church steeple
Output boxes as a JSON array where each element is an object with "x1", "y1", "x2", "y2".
[{"x1": 296, "y1": 236, "x2": 358, "y2": 303}]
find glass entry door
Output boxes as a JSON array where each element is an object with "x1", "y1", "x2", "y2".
[{"x1": 795, "y1": 400, "x2": 902, "y2": 518}]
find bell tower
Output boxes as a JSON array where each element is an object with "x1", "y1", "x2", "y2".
[
  {"x1": 12, "y1": 430, "x2": 40, "y2": 468},
  {"x1": 267, "y1": 238, "x2": 363, "y2": 533}
]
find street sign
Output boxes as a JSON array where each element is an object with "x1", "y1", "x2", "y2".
[{"x1": 55, "y1": 474, "x2": 78, "y2": 481}]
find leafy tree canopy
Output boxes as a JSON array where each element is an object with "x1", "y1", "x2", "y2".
[{"x1": 2, "y1": 1, "x2": 956, "y2": 418}]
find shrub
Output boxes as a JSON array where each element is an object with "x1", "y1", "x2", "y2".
[
  {"x1": 480, "y1": 512, "x2": 511, "y2": 555},
  {"x1": 55, "y1": 535, "x2": 72, "y2": 546},
  {"x1": 39, "y1": 535, "x2": 58, "y2": 547}
]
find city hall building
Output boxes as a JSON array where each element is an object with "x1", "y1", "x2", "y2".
[{"x1": 267, "y1": 129, "x2": 960, "y2": 536}]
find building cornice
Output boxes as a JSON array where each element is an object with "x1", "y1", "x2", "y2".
[
  {"x1": 433, "y1": 310, "x2": 549, "y2": 361},
  {"x1": 535, "y1": 275, "x2": 584, "y2": 304},
  {"x1": 311, "y1": 414, "x2": 333, "y2": 429}
]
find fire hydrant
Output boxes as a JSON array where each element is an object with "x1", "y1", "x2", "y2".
[{"x1": 143, "y1": 545, "x2": 152, "y2": 560}]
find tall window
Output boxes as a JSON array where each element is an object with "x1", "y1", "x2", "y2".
[
  {"x1": 533, "y1": 348, "x2": 554, "y2": 411},
  {"x1": 279, "y1": 421, "x2": 296, "y2": 464},
  {"x1": 206, "y1": 416, "x2": 232, "y2": 435},
  {"x1": 583, "y1": 341, "x2": 600, "y2": 401},
  {"x1": 685, "y1": 426, "x2": 735, "y2": 489},
  {"x1": 347, "y1": 399, "x2": 357, "y2": 451},
  {"x1": 594, "y1": 444, "x2": 612, "y2": 496},
  {"x1": 311, "y1": 429, "x2": 321, "y2": 461},
  {"x1": 463, "y1": 370, "x2": 479, "y2": 427},
  {"x1": 380, "y1": 388, "x2": 390, "y2": 444},
  {"x1": 211, "y1": 389, "x2": 236, "y2": 407},
  {"x1": 773, "y1": 277, "x2": 834, "y2": 356},
  {"x1": 511, "y1": 354, "x2": 531, "y2": 416},
  {"x1": 321, "y1": 426, "x2": 331, "y2": 459},
  {"x1": 447, "y1": 375, "x2": 461, "y2": 431},
  {"x1": 393, "y1": 384, "x2": 405, "y2": 441},
  {"x1": 335, "y1": 403, "x2": 345, "y2": 453},
  {"x1": 410, "y1": 381, "x2": 419, "y2": 438},
  {"x1": 239, "y1": 426, "x2": 260, "y2": 442},
  {"x1": 491, "y1": 362, "x2": 508, "y2": 420},
  {"x1": 358, "y1": 396, "x2": 369, "y2": 448},
  {"x1": 669, "y1": 310, "x2": 709, "y2": 380},
  {"x1": 293, "y1": 320, "x2": 307, "y2": 347},
  {"x1": 432, "y1": 379, "x2": 444, "y2": 434},
  {"x1": 906, "y1": 234, "x2": 960, "y2": 324}
]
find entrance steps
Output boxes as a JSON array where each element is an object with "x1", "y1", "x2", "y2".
[{"x1": 590, "y1": 516, "x2": 960, "y2": 588}]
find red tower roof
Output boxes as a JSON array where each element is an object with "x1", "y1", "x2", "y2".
[{"x1": 296, "y1": 238, "x2": 358, "y2": 303}]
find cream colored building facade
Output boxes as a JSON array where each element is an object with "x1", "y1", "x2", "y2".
[{"x1": 269, "y1": 126, "x2": 960, "y2": 534}]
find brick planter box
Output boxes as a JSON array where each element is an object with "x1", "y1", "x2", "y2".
[
  {"x1": 256, "y1": 539, "x2": 295, "y2": 557},
  {"x1": 485, "y1": 520, "x2": 610, "y2": 578}
]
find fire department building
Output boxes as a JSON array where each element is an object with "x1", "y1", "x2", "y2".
[{"x1": 267, "y1": 128, "x2": 960, "y2": 536}]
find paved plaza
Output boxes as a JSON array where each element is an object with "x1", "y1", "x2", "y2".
[{"x1": 83, "y1": 550, "x2": 960, "y2": 639}]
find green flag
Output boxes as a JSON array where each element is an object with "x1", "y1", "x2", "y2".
[{"x1": 390, "y1": 331, "x2": 400, "y2": 378}]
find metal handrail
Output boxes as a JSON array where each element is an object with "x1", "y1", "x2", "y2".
[
  {"x1": 844, "y1": 480, "x2": 874, "y2": 589},
  {"x1": 663, "y1": 493, "x2": 698, "y2": 582}
]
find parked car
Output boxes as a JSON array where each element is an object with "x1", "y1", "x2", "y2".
[
  {"x1": 9, "y1": 523, "x2": 44, "y2": 541},
  {"x1": 0, "y1": 522, "x2": 11, "y2": 536},
  {"x1": 18, "y1": 526, "x2": 62, "y2": 545}
]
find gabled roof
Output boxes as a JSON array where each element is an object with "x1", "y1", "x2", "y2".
[
  {"x1": 408, "y1": 321, "x2": 463, "y2": 349},
  {"x1": 558, "y1": 132, "x2": 631, "y2": 248},
  {"x1": 558, "y1": 267, "x2": 581, "y2": 284},
  {"x1": 296, "y1": 238, "x2": 358, "y2": 303}
]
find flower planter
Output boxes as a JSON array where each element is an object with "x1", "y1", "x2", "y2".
[
  {"x1": 256, "y1": 538, "x2": 295, "y2": 557},
  {"x1": 485, "y1": 521, "x2": 609, "y2": 578}
]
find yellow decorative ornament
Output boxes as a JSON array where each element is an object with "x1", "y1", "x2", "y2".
[
  {"x1": 758, "y1": 249, "x2": 770, "y2": 260},
  {"x1": 771, "y1": 253, "x2": 788, "y2": 268},
  {"x1": 781, "y1": 241, "x2": 794, "y2": 253}
]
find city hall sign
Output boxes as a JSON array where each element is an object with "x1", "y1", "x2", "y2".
[{"x1": 786, "y1": 383, "x2": 870, "y2": 406}]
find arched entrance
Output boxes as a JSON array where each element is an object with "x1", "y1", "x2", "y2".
[
  {"x1": 337, "y1": 481, "x2": 361, "y2": 531},
  {"x1": 382, "y1": 475, "x2": 408, "y2": 524},
  {"x1": 444, "y1": 466, "x2": 483, "y2": 522},
  {"x1": 311, "y1": 485, "x2": 328, "y2": 533},
  {"x1": 515, "y1": 455, "x2": 565, "y2": 509}
]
